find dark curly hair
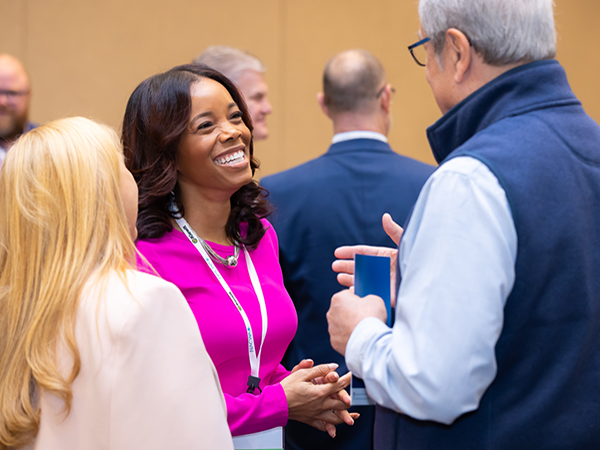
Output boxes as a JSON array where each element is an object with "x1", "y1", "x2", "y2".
[{"x1": 121, "y1": 63, "x2": 271, "y2": 247}]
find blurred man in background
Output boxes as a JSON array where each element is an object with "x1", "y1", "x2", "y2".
[
  {"x1": 262, "y1": 49, "x2": 434, "y2": 450},
  {"x1": 194, "y1": 46, "x2": 272, "y2": 141},
  {"x1": 0, "y1": 54, "x2": 36, "y2": 162}
]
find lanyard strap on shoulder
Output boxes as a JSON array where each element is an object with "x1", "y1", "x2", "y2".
[{"x1": 175, "y1": 217, "x2": 268, "y2": 394}]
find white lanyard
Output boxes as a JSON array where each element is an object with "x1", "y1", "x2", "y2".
[{"x1": 175, "y1": 216, "x2": 268, "y2": 394}]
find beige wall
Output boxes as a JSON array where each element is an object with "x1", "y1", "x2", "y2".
[{"x1": 2, "y1": 0, "x2": 599, "y2": 177}]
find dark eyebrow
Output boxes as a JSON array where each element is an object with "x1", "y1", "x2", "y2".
[{"x1": 190, "y1": 103, "x2": 239, "y2": 126}]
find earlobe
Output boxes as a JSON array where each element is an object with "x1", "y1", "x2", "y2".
[{"x1": 317, "y1": 92, "x2": 331, "y2": 118}]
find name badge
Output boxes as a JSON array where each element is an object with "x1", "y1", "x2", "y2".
[
  {"x1": 232, "y1": 427, "x2": 283, "y2": 450},
  {"x1": 350, "y1": 374, "x2": 376, "y2": 406}
]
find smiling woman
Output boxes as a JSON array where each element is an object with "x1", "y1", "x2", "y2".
[
  {"x1": 122, "y1": 64, "x2": 357, "y2": 446},
  {"x1": 176, "y1": 78, "x2": 254, "y2": 210},
  {"x1": 121, "y1": 65, "x2": 267, "y2": 246}
]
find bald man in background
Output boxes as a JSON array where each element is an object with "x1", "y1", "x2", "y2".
[
  {"x1": 261, "y1": 49, "x2": 434, "y2": 450},
  {"x1": 194, "y1": 46, "x2": 272, "y2": 141},
  {"x1": 0, "y1": 54, "x2": 36, "y2": 162}
]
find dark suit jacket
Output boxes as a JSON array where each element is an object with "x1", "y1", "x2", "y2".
[{"x1": 261, "y1": 138, "x2": 435, "y2": 450}]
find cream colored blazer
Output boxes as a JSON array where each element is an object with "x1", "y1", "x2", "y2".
[{"x1": 29, "y1": 270, "x2": 233, "y2": 450}]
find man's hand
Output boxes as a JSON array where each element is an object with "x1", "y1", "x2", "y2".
[
  {"x1": 327, "y1": 289, "x2": 387, "y2": 356},
  {"x1": 332, "y1": 213, "x2": 402, "y2": 306},
  {"x1": 382, "y1": 212, "x2": 404, "y2": 243}
]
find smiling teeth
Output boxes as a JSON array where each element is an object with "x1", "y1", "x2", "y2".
[{"x1": 216, "y1": 150, "x2": 245, "y2": 165}]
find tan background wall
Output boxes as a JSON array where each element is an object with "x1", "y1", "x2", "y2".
[{"x1": 1, "y1": 0, "x2": 599, "y2": 177}]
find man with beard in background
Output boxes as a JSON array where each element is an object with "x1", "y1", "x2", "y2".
[{"x1": 0, "y1": 54, "x2": 36, "y2": 165}]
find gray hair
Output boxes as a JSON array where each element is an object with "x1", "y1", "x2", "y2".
[
  {"x1": 193, "y1": 46, "x2": 265, "y2": 83},
  {"x1": 419, "y1": 0, "x2": 556, "y2": 66},
  {"x1": 323, "y1": 49, "x2": 386, "y2": 114}
]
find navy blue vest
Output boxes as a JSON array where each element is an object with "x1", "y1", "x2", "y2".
[{"x1": 380, "y1": 60, "x2": 600, "y2": 449}]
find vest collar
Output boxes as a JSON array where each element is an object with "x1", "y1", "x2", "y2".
[{"x1": 426, "y1": 60, "x2": 580, "y2": 164}]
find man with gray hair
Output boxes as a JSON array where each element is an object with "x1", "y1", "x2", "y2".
[
  {"x1": 194, "y1": 46, "x2": 272, "y2": 141},
  {"x1": 262, "y1": 49, "x2": 433, "y2": 450},
  {"x1": 327, "y1": 1, "x2": 600, "y2": 449}
]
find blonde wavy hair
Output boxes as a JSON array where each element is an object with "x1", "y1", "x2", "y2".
[{"x1": 0, "y1": 117, "x2": 137, "y2": 448}]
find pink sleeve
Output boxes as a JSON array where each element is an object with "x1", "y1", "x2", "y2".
[
  {"x1": 225, "y1": 383, "x2": 289, "y2": 436},
  {"x1": 259, "y1": 223, "x2": 292, "y2": 386},
  {"x1": 269, "y1": 364, "x2": 291, "y2": 385}
]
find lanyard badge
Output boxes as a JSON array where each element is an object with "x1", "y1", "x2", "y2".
[
  {"x1": 247, "y1": 375, "x2": 261, "y2": 394},
  {"x1": 174, "y1": 216, "x2": 268, "y2": 395}
]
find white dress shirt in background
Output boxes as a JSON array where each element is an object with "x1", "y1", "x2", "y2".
[{"x1": 331, "y1": 130, "x2": 388, "y2": 144}]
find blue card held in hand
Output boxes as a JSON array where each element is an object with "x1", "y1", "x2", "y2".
[
  {"x1": 354, "y1": 253, "x2": 391, "y2": 327},
  {"x1": 351, "y1": 253, "x2": 392, "y2": 406}
]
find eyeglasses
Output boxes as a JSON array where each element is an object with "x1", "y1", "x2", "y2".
[
  {"x1": 408, "y1": 37, "x2": 431, "y2": 67},
  {"x1": 376, "y1": 85, "x2": 396, "y2": 99},
  {"x1": 0, "y1": 89, "x2": 30, "y2": 102}
]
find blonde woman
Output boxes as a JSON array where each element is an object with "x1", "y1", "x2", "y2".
[{"x1": 0, "y1": 117, "x2": 233, "y2": 450}]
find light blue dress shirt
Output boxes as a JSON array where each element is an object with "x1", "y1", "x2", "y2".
[{"x1": 345, "y1": 156, "x2": 517, "y2": 424}]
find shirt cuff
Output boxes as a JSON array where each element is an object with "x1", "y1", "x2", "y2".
[{"x1": 345, "y1": 316, "x2": 390, "y2": 379}]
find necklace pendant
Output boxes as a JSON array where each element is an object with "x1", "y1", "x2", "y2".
[{"x1": 227, "y1": 255, "x2": 238, "y2": 267}]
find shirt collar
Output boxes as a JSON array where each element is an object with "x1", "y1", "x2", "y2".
[{"x1": 331, "y1": 130, "x2": 388, "y2": 145}]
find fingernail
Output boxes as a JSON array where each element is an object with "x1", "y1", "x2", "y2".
[{"x1": 328, "y1": 363, "x2": 339, "y2": 370}]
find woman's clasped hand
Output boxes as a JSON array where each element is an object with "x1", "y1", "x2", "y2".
[{"x1": 283, "y1": 360, "x2": 358, "y2": 438}]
